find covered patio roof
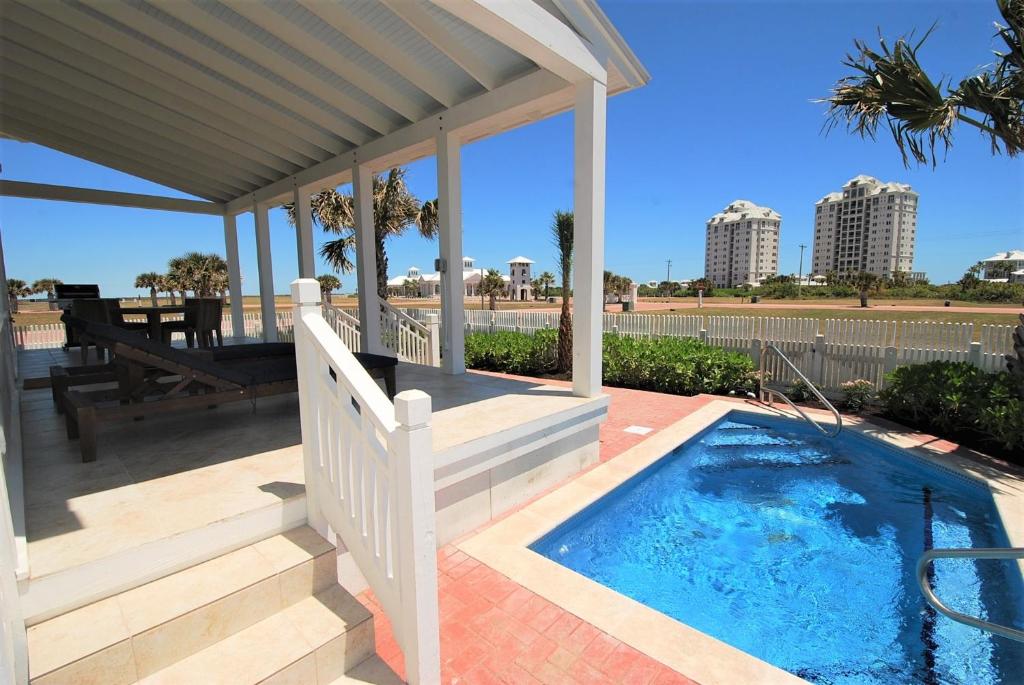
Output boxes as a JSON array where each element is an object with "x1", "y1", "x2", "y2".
[{"x1": 0, "y1": 0, "x2": 647, "y2": 207}]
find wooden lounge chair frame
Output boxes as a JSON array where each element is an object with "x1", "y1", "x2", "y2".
[{"x1": 60, "y1": 317, "x2": 297, "y2": 462}]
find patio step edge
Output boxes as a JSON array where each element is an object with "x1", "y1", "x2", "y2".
[
  {"x1": 20, "y1": 492, "x2": 307, "y2": 625},
  {"x1": 26, "y1": 525, "x2": 340, "y2": 684}
]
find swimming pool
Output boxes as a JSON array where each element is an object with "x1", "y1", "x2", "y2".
[{"x1": 531, "y1": 411, "x2": 1024, "y2": 684}]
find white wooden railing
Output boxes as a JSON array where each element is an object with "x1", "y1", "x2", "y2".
[
  {"x1": 379, "y1": 300, "x2": 439, "y2": 367},
  {"x1": 322, "y1": 302, "x2": 362, "y2": 352},
  {"x1": 291, "y1": 280, "x2": 440, "y2": 685}
]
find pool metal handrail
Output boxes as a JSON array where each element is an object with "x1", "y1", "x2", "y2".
[
  {"x1": 917, "y1": 547, "x2": 1024, "y2": 643},
  {"x1": 758, "y1": 343, "x2": 842, "y2": 437}
]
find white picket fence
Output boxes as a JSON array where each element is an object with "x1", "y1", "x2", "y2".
[
  {"x1": 292, "y1": 282, "x2": 439, "y2": 684},
  {"x1": 13, "y1": 309, "x2": 1015, "y2": 392}
]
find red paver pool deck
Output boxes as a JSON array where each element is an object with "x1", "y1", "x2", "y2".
[{"x1": 358, "y1": 375, "x2": 711, "y2": 684}]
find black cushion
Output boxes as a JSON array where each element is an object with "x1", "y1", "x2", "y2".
[
  {"x1": 211, "y1": 343, "x2": 295, "y2": 362},
  {"x1": 353, "y1": 352, "x2": 399, "y2": 370}
]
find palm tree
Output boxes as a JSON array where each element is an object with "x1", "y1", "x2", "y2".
[
  {"x1": 7, "y1": 279, "x2": 30, "y2": 314},
  {"x1": 285, "y1": 168, "x2": 438, "y2": 300},
  {"x1": 32, "y1": 278, "x2": 63, "y2": 311},
  {"x1": 167, "y1": 252, "x2": 228, "y2": 297},
  {"x1": 134, "y1": 272, "x2": 162, "y2": 306},
  {"x1": 821, "y1": 0, "x2": 1023, "y2": 166},
  {"x1": 316, "y1": 274, "x2": 341, "y2": 303},
  {"x1": 551, "y1": 211, "x2": 574, "y2": 373},
  {"x1": 480, "y1": 269, "x2": 506, "y2": 311},
  {"x1": 402, "y1": 278, "x2": 419, "y2": 298},
  {"x1": 851, "y1": 271, "x2": 880, "y2": 307},
  {"x1": 161, "y1": 272, "x2": 182, "y2": 305},
  {"x1": 538, "y1": 271, "x2": 555, "y2": 299}
]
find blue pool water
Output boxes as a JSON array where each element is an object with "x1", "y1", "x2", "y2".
[{"x1": 531, "y1": 412, "x2": 1024, "y2": 684}]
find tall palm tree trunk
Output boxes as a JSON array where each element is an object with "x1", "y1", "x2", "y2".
[
  {"x1": 149, "y1": 287, "x2": 158, "y2": 307},
  {"x1": 376, "y1": 234, "x2": 389, "y2": 300},
  {"x1": 558, "y1": 277, "x2": 572, "y2": 373}
]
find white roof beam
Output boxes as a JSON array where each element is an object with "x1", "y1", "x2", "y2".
[
  {"x1": 298, "y1": 0, "x2": 461, "y2": 108},
  {"x1": 223, "y1": 1, "x2": 435, "y2": 122},
  {"x1": 19, "y1": 0, "x2": 343, "y2": 158},
  {"x1": 429, "y1": 0, "x2": 606, "y2": 84},
  {"x1": 0, "y1": 181, "x2": 224, "y2": 215},
  {"x1": 0, "y1": 103, "x2": 249, "y2": 198},
  {"x1": 551, "y1": 0, "x2": 649, "y2": 90},
  {"x1": 0, "y1": 116, "x2": 229, "y2": 202},
  {"x1": 155, "y1": 1, "x2": 400, "y2": 135},
  {"x1": 0, "y1": 40, "x2": 295, "y2": 181},
  {"x1": 380, "y1": 0, "x2": 502, "y2": 91},
  {"x1": 0, "y1": 84, "x2": 260, "y2": 194},
  {"x1": 225, "y1": 69, "x2": 566, "y2": 214},
  {"x1": 85, "y1": 0, "x2": 373, "y2": 147},
  {"x1": 3, "y1": 2, "x2": 321, "y2": 169},
  {"x1": 0, "y1": 51, "x2": 284, "y2": 184}
]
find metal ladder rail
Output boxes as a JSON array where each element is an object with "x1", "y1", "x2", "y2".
[
  {"x1": 917, "y1": 547, "x2": 1024, "y2": 643},
  {"x1": 759, "y1": 343, "x2": 842, "y2": 437}
]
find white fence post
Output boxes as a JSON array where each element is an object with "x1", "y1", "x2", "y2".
[
  {"x1": 810, "y1": 334, "x2": 825, "y2": 385},
  {"x1": 883, "y1": 345, "x2": 899, "y2": 383},
  {"x1": 290, "y1": 279, "x2": 328, "y2": 538},
  {"x1": 391, "y1": 391, "x2": 441, "y2": 685},
  {"x1": 750, "y1": 338, "x2": 762, "y2": 364},
  {"x1": 489, "y1": 314, "x2": 496, "y2": 335},
  {"x1": 427, "y1": 315, "x2": 441, "y2": 368},
  {"x1": 968, "y1": 341, "x2": 983, "y2": 368},
  {"x1": 699, "y1": 328, "x2": 708, "y2": 343}
]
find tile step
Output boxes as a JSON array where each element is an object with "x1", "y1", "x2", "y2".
[
  {"x1": 139, "y1": 585, "x2": 375, "y2": 685},
  {"x1": 28, "y1": 525, "x2": 343, "y2": 683}
]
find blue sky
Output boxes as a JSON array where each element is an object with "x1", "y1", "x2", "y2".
[{"x1": 2, "y1": 0, "x2": 1022, "y2": 296}]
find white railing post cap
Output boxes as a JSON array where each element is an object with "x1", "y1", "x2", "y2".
[
  {"x1": 291, "y1": 278, "x2": 322, "y2": 306},
  {"x1": 394, "y1": 390, "x2": 431, "y2": 427}
]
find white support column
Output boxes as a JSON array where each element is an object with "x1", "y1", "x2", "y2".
[
  {"x1": 294, "y1": 184, "x2": 316, "y2": 279},
  {"x1": 223, "y1": 213, "x2": 245, "y2": 340},
  {"x1": 436, "y1": 130, "x2": 465, "y2": 375},
  {"x1": 353, "y1": 164, "x2": 383, "y2": 354},
  {"x1": 571, "y1": 79, "x2": 606, "y2": 397},
  {"x1": 253, "y1": 201, "x2": 278, "y2": 342}
]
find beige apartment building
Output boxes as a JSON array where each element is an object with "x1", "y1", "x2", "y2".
[
  {"x1": 704, "y1": 200, "x2": 781, "y2": 287},
  {"x1": 812, "y1": 175, "x2": 918, "y2": 278}
]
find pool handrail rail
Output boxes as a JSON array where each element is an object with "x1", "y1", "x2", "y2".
[
  {"x1": 917, "y1": 547, "x2": 1024, "y2": 643},
  {"x1": 758, "y1": 343, "x2": 842, "y2": 437}
]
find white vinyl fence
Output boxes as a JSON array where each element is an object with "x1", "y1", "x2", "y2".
[{"x1": 13, "y1": 308, "x2": 1016, "y2": 392}]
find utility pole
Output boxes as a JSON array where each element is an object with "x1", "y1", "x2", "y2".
[
  {"x1": 797, "y1": 243, "x2": 806, "y2": 296},
  {"x1": 665, "y1": 259, "x2": 672, "y2": 283}
]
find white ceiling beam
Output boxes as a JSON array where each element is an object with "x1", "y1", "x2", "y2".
[
  {"x1": 223, "y1": 0, "x2": 434, "y2": 123},
  {"x1": 19, "y1": 0, "x2": 343, "y2": 158},
  {"x1": 429, "y1": 0, "x2": 606, "y2": 84},
  {"x1": 0, "y1": 180, "x2": 224, "y2": 215},
  {"x1": 0, "y1": 116, "x2": 228, "y2": 202},
  {"x1": 2, "y1": 2, "x2": 321, "y2": 169},
  {"x1": 0, "y1": 69, "x2": 274, "y2": 191},
  {"x1": 380, "y1": 0, "x2": 501, "y2": 91},
  {"x1": 0, "y1": 103, "x2": 248, "y2": 199},
  {"x1": 155, "y1": 1, "x2": 399, "y2": 135},
  {"x1": 298, "y1": 0, "x2": 461, "y2": 108},
  {"x1": 0, "y1": 89, "x2": 258, "y2": 195},
  {"x1": 0, "y1": 40, "x2": 294, "y2": 182},
  {"x1": 225, "y1": 69, "x2": 566, "y2": 214},
  {"x1": 84, "y1": 0, "x2": 373, "y2": 147},
  {"x1": 551, "y1": 0, "x2": 649, "y2": 91}
]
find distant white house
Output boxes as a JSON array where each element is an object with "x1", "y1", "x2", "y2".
[
  {"x1": 387, "y1": 257, "x2": 523, "y2": 298},
  {"x1": 980, "y1": 250, "x2": 1024, "y2": 283}
]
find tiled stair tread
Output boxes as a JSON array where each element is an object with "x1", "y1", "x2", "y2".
[
  {"x1": 326, "y1": 656, "x2": 404, "y2": 685},
  {"x1": 138, "y1": 586, "x2": 373, "y2": 685},
  {"x1": 28, "y1": 525, "x2": 335, "y2": 680}
]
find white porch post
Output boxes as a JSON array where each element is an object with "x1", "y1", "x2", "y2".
[
  {"x1": 293, "y1": 184, "x2": 316, "y2": 279},
  {"x1": 353, "y1": 164, "x2": 383, "y2": 354},
  {"x1": 222, "y1": 212, "x2": 245, "y2": 339},
  {"x1": 253, "y1": 201, "x2": 278, "y2": 342},
  {"x1": 436, "y1": 130, "x2": 465, "y2": 375},
  {"x1": 572, "y1": 79, "x2": 606, "y2": 397}
]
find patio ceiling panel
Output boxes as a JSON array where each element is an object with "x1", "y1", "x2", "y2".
[
  {"x1": 12, "y1": 0, "x2": 343, "y2": 162},
  {"x1": 0, "y1": 41, "x2": 287, "y2": 188},
  {"x1": 0, "y1": 3, "x2": 321, "y2": 171},
  {"x1": 152, "y1": 1, "x2": 403, "y2": 135}
]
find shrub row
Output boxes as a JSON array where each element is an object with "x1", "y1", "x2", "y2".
[
  {"x1": 464, "y1": 331, "x2": 756, "y2": 397},
  {"x1": 880, "y1": 361, "x2": 1023, "y2": 462}
]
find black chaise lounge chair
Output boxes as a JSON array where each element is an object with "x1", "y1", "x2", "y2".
[
  {"x1": 58, "y1": 316, "x2": 399, "y2": 462},
  {"x1": 59, "y1": 316, "x2": 299, "y2": 462}
]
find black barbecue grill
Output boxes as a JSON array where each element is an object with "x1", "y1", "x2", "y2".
[{"x1": 55, "y1": 284, "x2": 101, "y2": 349}]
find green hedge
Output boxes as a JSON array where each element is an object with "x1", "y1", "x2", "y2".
[
  {"x1": 880, "y1": 361, "x2": 1023, "y2": 462},
  {"x1": 464, "y1": 331, "x2": 756, "y2": 397}
]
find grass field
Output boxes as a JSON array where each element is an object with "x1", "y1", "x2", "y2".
[{"x1": 636, "y1": 306, "x2": 1018, "y2": 329}]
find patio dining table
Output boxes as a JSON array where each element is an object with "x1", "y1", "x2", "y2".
[{"x1": 128, "y1": 305, "x2": 187, "y2": 341}]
